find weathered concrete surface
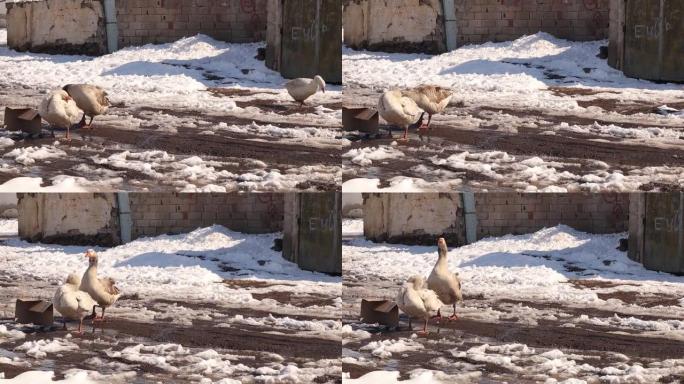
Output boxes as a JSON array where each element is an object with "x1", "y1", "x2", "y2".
[
  {"x1": 17, "y1": 193, "x2": 119, "y2": 246},
  {"x1": 343, "y1": 0, "x2": 446, "y2": 54},
  {"x1": 0, "y1": 0, "x2": 7, "y2": 28},
  {"x1": 363, "y1": 193, "x2": 465, "y2": 245},
  {"x1": 283, "y1": 193, "x2": 342, "y2": 275},
  {"x1": 6, "y1": 0, "x2": 106, "y2": 55}
]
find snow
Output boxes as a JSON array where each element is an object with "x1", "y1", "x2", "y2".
[
  {"x1": 343, "y1": 32, "x2": 684, "y2": 192},
  {"x1": 359, "y1": 338, "x2": 424, "y2": 359},
  {"x1": 15, "y1": 338, "x2": 79, "y2": 359},
  {"x1": 342, "y1": 219, "x2": 364, "y2": 237},
  {"x1": 0, "y1": 325, "x2": 24, "y2": 342},
  {"x1": 343, "y1": 219, "x2": 684, "y2": 382},
  {"x1": 0, "y1": 220, "x2": 341, "y2": 382},
  {"x1": 3, "y1": 146, "x2": 66, "y2": 166},
  {"x1": 344, "y1": 32, "x2": 682, "y2": 110},
  {"x1": 343, "y1": 147, "x2": 405, "y2": 167},
  {"x1": 0, "y1": 222, "x2": 339, "y2": 320},
  {"x1": 342, "y1": 178, "x2": 431, "y2": 193},
  {"x1": 0, "y1": 177, "x2": 90, "y2": 192},
  {"x1": 0, "y1": 30, "x2": 343, "y2": 192},
  {"x1": 343, "y1": 371, "x2": 444, "y2": 384},
  {"x1": 0, "y1": 371, "x2": 96, "y2": 384}
]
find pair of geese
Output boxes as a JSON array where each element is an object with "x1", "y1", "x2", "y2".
[
  {"x1": 53, "y1": 250, "x2": 121, "y2": 333},
  {"x1": 396, "y1": 238, "x2": 462, "y2": 335},
  {"x1": 37, "y1": 76, "x2": 325, "y2": 141},
  {"x1": 39, "y1": 84, "x2": 110, "y2": 140},
  {"x1": 378, "y1": 85, "x2": 454, "y2": 140}
]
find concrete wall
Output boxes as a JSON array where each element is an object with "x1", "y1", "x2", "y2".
[
  {"x1": 607, "y1": 0, "x2": 624, "y2": 70},
  {"x1": 17, "y1": 193, "x2": 284, "y2": 246},
  {"x1": 0, "y1": 1, "x2": 7, "y2": 28},
  {"x1": 6, "y1": 0, "x2": 267, "y2": 55},
  {"x1": 343, "y1": 0, "x2": 447, "y2": 54},
  {"x1": 128, "y1": 193, "x2": 283, "y2": 239},
  {"x1": 363, "y1": 193, "x2": 629, "y2": 245},
  {"x1": 476, "y1": 193, "x2": 628, "y2": 238},
  {"x1": 455, "y1": 0, "x2": 609, "y2": 46},
  {"x1": 17, "y1": 194, "x2": 120, "y2": 246},
  {"x1": 116, "y1": 0, "x2": 267, "y2": 47},
  {"x1": 363, "y1": 193, "x2": 466, "y2": 245},
  {"x1": 6, "y1": 0, "x2": 107, "y2": 55},
  {"x1": 343, "y1": 0, "x2": 610, "y2": 53}
]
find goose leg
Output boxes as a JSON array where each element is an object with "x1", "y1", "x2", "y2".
[
  {"x1": 431, "y1": 308, "x2": 442, "y2": 322},
  {"x1": 94, "y1": 307, "x2": 106, "y2": 322},
  {"x1": 65, "y1": 125, "x2": 71, "y2": 141},
  {"x1": 87, "y1": 116, "x2": 95, "y2": 129},
  {"x1": 78, "y1": 113, "x2": 87, "y2": 128},
  {"x1": 448, "y1": 303, "x2": 459, "y2": 321},
  {"x1": 62, "y1": 319, "x2": 68, "y2": 331},
  {"x1": 417, "y1": 318, "x2": 429, "y2": 336},
  {"x1": 78, "y1": 319, "x2": 84, "y2": 334},
  {"x1": 400, "y1": 125, "x2": 409, "y2": 141}
]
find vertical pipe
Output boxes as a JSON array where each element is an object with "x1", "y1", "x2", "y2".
[
  {"x1": 314, "y1": 0, "x2": 321, "y2": 76},
  {"x1": 656, "y1": 0, "x2": 665, "y2": 81},
  {"x1": 679, "y1": 192, "x2": 683, "y2": 273},
  {"x1": 462, "y1": 192, "x2": 477, "y2": 245},
  {"x1": 117, "y1": 192, "x2": 132, "y2": 244},
  {"x1": 103, "y1": 0, "x2": 118, "y2": 53},
  {"x1": 442, "y1": 0, "x2": 458, "y2": 51}
]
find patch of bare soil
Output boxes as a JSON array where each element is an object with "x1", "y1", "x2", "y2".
[{"x1": 549, "y1": 87, "x2": 621, "y2": 97}]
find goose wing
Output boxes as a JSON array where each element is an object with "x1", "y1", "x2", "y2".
[{"x1": 99, "y1": 277, "x2": 120, "y2": 295}]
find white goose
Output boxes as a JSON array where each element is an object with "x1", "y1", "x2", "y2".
[
  {"x1": 396, "y1": 275, "x2": 443, "y2": 335},
  {"x1": 285, "y1": 75, "x2": 326, "y2": 106},
  {"x1": 38, "y1": 90, "x2": 82, "y2": 140},
  {"x1": 403, "y1": 85, "x2": 454, "y2": 137},
  {"x1": 62, "y1": 84, "x2": 110, "y2": 129},
  {"x1": 53, "y1": 273, "x2": 98, "y2": 333},
  {"x1": 80, "y1": 249, "x2": 120, "y2": 321},
  {"x1": 377, "y1": 89, "x2": 426, "y2": 140},
  {"x1": 427, "y1": 238, "x2": 462, "y2": 321}
]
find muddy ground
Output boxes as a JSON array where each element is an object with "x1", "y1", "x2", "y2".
[
  {"x1": 0, "y1": 85, "x2": 343, "y2": 192},
  {"x1": 343, "y1": 85, "x2": 684, "y2": 192},
  {"x1": 0, "y1": 276, "x2": 342, "y2": 383},
  {"x1": 342, "y1": 274, "x2": 684, "y2": 383}
]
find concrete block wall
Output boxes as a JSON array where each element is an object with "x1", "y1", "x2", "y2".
[
  {"x1": 343, "y1": 0, "x2": 610, "y2": 53},
  {"x1": 475, "y1": 193, "x2": 629, "y2": 238},
  {"x1": 116, "y1": 0, "x2": 268, "y2": 47},
  {"x1": 455, "y1": 0, "x2": 610, "y2": 46},
  {"x1": 128, "y1": 193, "x2": 284, "y2": 239},
  {"x1": 362, "y1": 193, "x2": 629, "y2": 246}
]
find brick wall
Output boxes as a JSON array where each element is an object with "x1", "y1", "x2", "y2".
[
  {"x1": 475, "y1": 193, "x2": 629, "y2": 238},
  {"x1": 116, "y1": 0, "x2": 267, "y2": 47},
  {"x1": 128, "y1": 193, "x2": 284, "y2": 239},
  {"x1": 362, "y1": 193, "x2": 629, "y2": 245},
  {"x1": 455, "y1": 0, "x2": 609, "y2": 46}
]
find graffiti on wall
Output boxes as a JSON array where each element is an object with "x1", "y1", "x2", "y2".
[
  {"x1": 654, "y1": 211, "x2": 681, "y2": 233},
  {"x1": 309, "y1": 213, "x2": 336, "y2": 232}
]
